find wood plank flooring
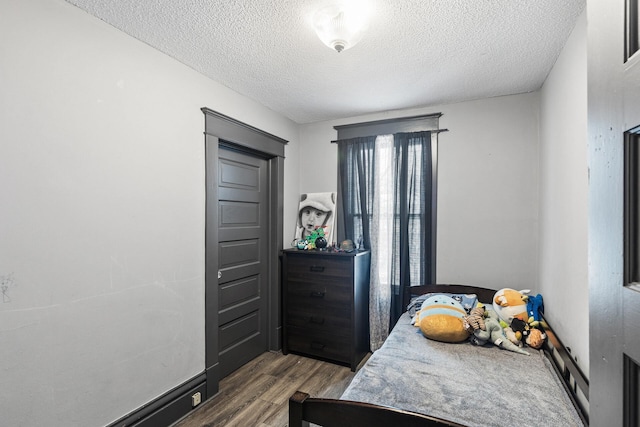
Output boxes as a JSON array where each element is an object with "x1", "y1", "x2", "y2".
[{"x1": 172, "y1": 351, "x2": 356, "y2": 427}]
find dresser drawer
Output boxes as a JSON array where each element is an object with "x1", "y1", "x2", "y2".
[
  {"x1": 286, "y1": 326, "x2": 351, "y2": 362},
  {"x1": 286, "y1": 280, "x2": 352, "y2": 309},
  {"x1": 285, "y1": 254, "x2": 352, "y2": 282},
  {"x1": 286, "y1": 305, "x2": 351, "y2": 336}
]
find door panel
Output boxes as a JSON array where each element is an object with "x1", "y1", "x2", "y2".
[
  {"x1": 219, "y1": 311, "x2": 262, "y2": 360},
  {"x1": 217, "y1": 147, "x2": 268, "y2": 378},
  {"x1": 219, "y1": 240, "x2": 260, "y2": 272},
  {"x1": 219, "y1": 201, "x2": 260, "y2": 227},
  {"x1": 218, "y1": 280, "x2": 262, "y2": 326},
  {"x1": 219, "y1": 158, "x2": 261, "y2": 189},
  {"x1": 219, "y1": 276, "x2": 260, "y2": 311}
]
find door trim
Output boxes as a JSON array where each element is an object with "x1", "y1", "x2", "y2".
[
  {"x1": 202, "y1": 108, "x2": 287, "y2": 398},
  {"x1": 202, "y1": 108, "x2": 287, "y2": 157}
]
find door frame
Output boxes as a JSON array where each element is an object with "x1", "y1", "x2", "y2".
[{"x1": 202, "y1": 108, "x2": 287, "y2": 398}]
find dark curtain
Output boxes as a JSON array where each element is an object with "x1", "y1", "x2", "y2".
[
  {"x1": 336, "y1": 131, "x2": 433, "y2": 334},
  {"x1": 390, "y1": 132, "x2": 433, "y2": 324},
  {"x1": 336, "y1": 135, "x2": 377, "y2": 248}
]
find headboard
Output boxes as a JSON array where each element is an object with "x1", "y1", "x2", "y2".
[{"x1": 403, "y1": 284, "x2": 498, "y2": 308}]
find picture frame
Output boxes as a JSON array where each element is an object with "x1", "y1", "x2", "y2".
[{"x1": 293, "y1": 192, "x2": 336, "y2": 247}]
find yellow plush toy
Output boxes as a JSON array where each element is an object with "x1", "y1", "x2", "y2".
[{"x1": 414, "y1": 294, "x2": 469, "y2": 343}]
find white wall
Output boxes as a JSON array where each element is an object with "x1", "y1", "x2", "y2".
[
  {"x1": 539, "y1": 11, "x2": 588, "y2": 373},
  {"x1": 0, "y1": 0, "x2": 299, "y2": 426},
  {"x1": 299, "y1": 93, "x2": 540, "y2": 291},
  {"x1": 437, "y1": 94, "x2": 540, "y2": 289}
]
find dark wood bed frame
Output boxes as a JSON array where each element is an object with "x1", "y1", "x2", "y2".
[{"x1": 289, "y1": 284, "x2": 590, "y2": 427}]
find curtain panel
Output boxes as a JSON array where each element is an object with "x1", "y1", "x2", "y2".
[{"x1": 336, "y1": 131, "x2": 434, "y2": 351}]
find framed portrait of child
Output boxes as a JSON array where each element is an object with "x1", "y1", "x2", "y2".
[{"x1": 294, "y1": 192, "x2": 336, "y2": 245}]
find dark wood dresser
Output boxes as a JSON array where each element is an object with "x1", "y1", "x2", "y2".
[{"x1": 282, "y1": 249, "x2": 371, "y2": 371}]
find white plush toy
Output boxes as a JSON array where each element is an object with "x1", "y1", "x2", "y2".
[{"x1": 492, "y1": 288, "x2": 530, "y2": 324}]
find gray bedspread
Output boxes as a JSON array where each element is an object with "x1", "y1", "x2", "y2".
[{"x1": 341, "y1": 313, "x2": 584, "y2": 427}]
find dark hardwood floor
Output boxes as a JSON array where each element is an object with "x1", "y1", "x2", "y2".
[{"x1": 172, "y1": 351, "x2": 356, "y2": 427}]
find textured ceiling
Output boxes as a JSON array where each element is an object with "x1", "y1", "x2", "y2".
[{"x1": 65, "y1": 0, "x2": 585, "y2": 124}]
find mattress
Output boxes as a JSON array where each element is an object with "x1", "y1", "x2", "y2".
[{"x1": 341, "y1": 312, "x2": 584, "y2": 427}]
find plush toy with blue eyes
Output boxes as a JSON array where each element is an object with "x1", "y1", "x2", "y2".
[{"x1": 413, "y1": 294, "x2": 469, "y2": 343}]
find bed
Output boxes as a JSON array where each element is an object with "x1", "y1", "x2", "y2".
[{"x1": 289, "y1": 284, "x2": 589, "y2": 427}]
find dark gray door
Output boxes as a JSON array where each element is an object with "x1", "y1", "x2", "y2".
[{"x1": 217, "y1": 146, "x2": 269, "y2": 378}]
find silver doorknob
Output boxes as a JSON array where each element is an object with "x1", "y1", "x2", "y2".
[{"x1": 218, "y1": 270, "x2": 222, "y2": 279}]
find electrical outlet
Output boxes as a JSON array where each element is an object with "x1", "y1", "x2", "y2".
[{"x1": 191, "y1": 391, "x2": 202, "y2": 407}]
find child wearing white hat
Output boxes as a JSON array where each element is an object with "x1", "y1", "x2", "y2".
[{"x1": 295, "y1": 192, "x2": 335, "y2": 242}]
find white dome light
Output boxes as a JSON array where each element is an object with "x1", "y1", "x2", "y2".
[{"x1": 313, "y1": 4, "x2": 369, "y2": 53}]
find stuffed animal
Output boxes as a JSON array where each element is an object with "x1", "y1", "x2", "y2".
[
  {"x1": 414, "y1": 294, "x2": 470, "y2": 343},
  {"x1": 469, "y1": 309, "x2": 529, "y2": 355},
  {"x1": 526, "y1": 328, "x2": 546, "y2": 349},
  {"x1": 498, "y1": 318, "x2": 525, "y2": 347},
  {"x1": 493, "y1": 288, "x2": 530, "y2": 324},
  {"x1": 509, "y1": 318, "x2": 530, "y2": 344},
  {"x1": 527, "y1": 294, "x2": 544, "y2": 325},
  {"x1": 502, "y1": 325, "x2": 523, "y2": 348},
  {"x1": 463, "y1": 304, "x2": 486, "y2": 333}
]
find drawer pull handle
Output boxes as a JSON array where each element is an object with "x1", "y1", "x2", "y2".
[
  {"x1": 311, "y1": 342, "x2": 325, "y2": 350},
  {"x1": 309, "y1": 317, "x2": 325, "y2": 325},
  {"x1": 310, "y1": 291, "x2": 325, "y2": 298},
  {"x1": 310, "y1": 265, "x2": 325, "y2": 272}
]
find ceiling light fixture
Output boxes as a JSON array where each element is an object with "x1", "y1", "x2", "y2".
[{"x1": 312, "y1": 4, "x2": 368, "y2": 53}]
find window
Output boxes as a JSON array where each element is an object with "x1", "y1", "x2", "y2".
[{"x1": 334, "y1": 114, "x2": 442, "y2": 350}]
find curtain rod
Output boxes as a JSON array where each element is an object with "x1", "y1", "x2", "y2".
[{"x1": 330, "y1": 128, "x2": 449, "y2": 143}]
